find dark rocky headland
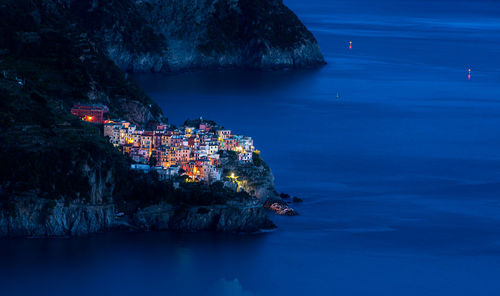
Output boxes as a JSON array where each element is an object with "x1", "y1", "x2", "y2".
[
  {"x1": 67, "y1": 0, "x2": 325, "y2": 72},
  {"x1": 0, "y1": 0, "x2": 321, "y2": 237}
]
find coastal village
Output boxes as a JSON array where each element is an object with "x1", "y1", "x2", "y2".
[
  {"x1": 70, "y1": 103, "x2": 298, "y2": 216},
  {"x1": 71, "y1": 103, "x2": 256, "y2": 183}
]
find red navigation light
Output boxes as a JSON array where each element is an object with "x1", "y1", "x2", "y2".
[{"x1": 349, "y1": 41, "x2": 352, "y2": 50}]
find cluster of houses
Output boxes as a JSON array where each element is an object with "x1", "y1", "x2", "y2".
[{"x1": 102, "y1": 117, "x2": 255, "y2": 183}]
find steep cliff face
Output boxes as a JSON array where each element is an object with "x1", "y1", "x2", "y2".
[
  {"x1": 235, "y1": 166, "x2": 277, "y2": 200},
  {"x1": 218, "y1": 151, "x2": 298, "y2": 215},
  {"x1": 220, "y1": 151, "x2": 277, "y2": 200},
  {"x1": 134, "y1": 200, "x2": 275, "y2": 233},
  {"x1": 0, "y1": 196, "x2": 274, "y2": 237},
  {"x1": 59, "y1": 0, "x2": 168, "y2": 72},
  {"x1": 136, "y1": 0, "x2": 325, "y2": 71},
  {"x1": 0, "y1": 196, "x2": 115, "y2": 237},
  {"x1": 61, "y1": 0, "x2": 325, "y2": 72}
]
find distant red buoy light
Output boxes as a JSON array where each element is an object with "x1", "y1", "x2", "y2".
[
  {"x1": 349, "y1": 41, "x2": 352, "y2": 50},
  {"x1": 467, "y1": 68, "x2": 471, "y2": 80}
]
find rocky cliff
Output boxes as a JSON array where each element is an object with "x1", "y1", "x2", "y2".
[
  {"x1": 0, "y1": 195, "x2": 274, "y2": 237},
  {"x1": 134, "y1": 200, "x2": 275, "y2": 233},
  {"x1": 0, "y1": 195, "x2": 115, "y2": 237},
  {"x1": 219, "y1": 151, "x2": 297, "y2": 215},
  {"x1": 60, "y1": 0, "x2": 325, "y2": 72},
  {"x1": 0, "y1": 196, "x2": 273, "y2": 237}
]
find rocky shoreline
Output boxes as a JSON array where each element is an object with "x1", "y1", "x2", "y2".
[
  {"x1": 0, "y1": 196, "x2": 114, "y2": 237},
  {"x1": 134, "y1": 201, "x2": 275, "y2": 233},
  {"x1": 0, "y1": 196, "x2": 276, "y2": 237}
]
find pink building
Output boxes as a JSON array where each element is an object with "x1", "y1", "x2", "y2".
[
  {"x1": 222, "y1": 138, "x2": 239, "y2": 151},
  {"x1": 170, "y1": 136, "x2": 184, "y2": 147},
  {"x1": 174, "y1": 147, "x2": 191, "y2": 164}
]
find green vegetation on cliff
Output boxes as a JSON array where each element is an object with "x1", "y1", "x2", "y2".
[
  {"x1": 0, "y1": 82, "x2": 128, "y2": 203},
  {"x1": 66, "y1": 0, "x2": 167, "y2": 56},
  {"x1": 0, "y1": 1, "x2": 164, "y2": 209},
  {"x1": 0, "y1": 0, "x2": 163, "y2": 123},
  {"x1": 199, "y1": 0, "x2": 316, "y2": 55},
  {"x1": 218, "y1": 150, "x2": 277, "y2": 199}
]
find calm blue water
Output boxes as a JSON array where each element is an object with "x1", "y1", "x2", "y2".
[{"x1": 2, "y1": 0, "x2": 500, "y2": 295}]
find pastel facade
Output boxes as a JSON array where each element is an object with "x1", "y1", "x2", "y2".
[
  {"x1": 100, "y1": 118, "x2": 253, "y2": 182},
  {"x1": 218, "y1": 130, "x2": 231, "y2": 140}
]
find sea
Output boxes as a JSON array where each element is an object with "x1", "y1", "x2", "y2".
[{"x1": 2, "y1": 0, "x2": 500, "y2": 295}]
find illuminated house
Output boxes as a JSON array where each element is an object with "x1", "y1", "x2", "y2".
[
  {"x1": 103, "y1": 124, "x2": 122, "y2": 146},
  {"x1": 157, "y1": 123, "x2": 168, "y2": 130},
  {"x1": 187, "y1": 136, "x2": 197, "y2": 147},
  {"x1": 170, "y1": 135, "x2": 184, "y2": 147},
  {"x1": 222, "y1": 137, "x2": 239, "y2": 151},
  {"x1": 238, "y1": 151, "x2": 253, "y2": 163},
  {"x1": 71, "y1": 103, "x2": 109, "y2": 124},
  {"x1": 199, "y1": 123, "x2": 208, "y2": 131},
  {"x1": 175, "y1": 147, "x2": 191, "y2": 164},
  {"x1": 218, "y1": 130, "x2": 231, "y2": 140},
  {"x1": 238, "y1": 136, "x2": 254, "y2": 152},
  {"x1": 151, "y1": 148, "x2": 168, "y2": 167},
  {"x1": 182, "y1": 162, "x2": 200, "y2": 180},
  {"x1": 153, "y1": 130, "x2": 166, "y2": 148},
  {"x1": 140, "y1": 131, "x2": 153, "y2": 149},
  {"x1": 208, "y1": 142, "x2": 219, "y2": 155}
]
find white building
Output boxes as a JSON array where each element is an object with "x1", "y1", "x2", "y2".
[
  {"x1": 238, "y1": 151, "x2": 253, "y2": 163},
  {"x1": 130, "y1": 164, "x2": 150, "y2": 173}
]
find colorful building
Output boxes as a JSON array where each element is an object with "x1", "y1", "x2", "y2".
[
  {"x1": 71, "y1": 104, "x2": 109, "y2": 124},
  {"x1": 218, "y1": 130, "x2": 231, "y2": 140},
  {"x1": 93, "y1": 113, "x2": 253, "y2": 183}
]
